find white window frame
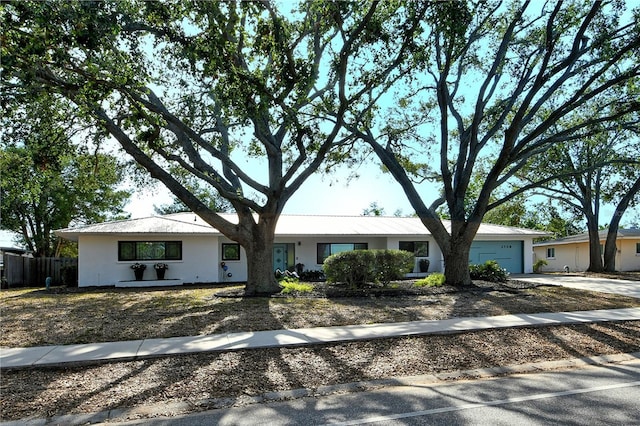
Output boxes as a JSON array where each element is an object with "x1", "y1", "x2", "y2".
[{"x1": 546, "y1": 247, "x2": 556, "y2": 259}]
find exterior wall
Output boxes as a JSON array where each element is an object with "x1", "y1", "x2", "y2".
[
  {"x1": 218, "y1": 237, "x2": 247, "y2": 282},
  {"x1": 285, "y1": 236, "x2": 444, "y2": 274},
  {"x1": 78, "y1": 234, "x2": 219, "y2": 287},
  {"x1": 282, "y1": 237, "x2": 389, "y2": 272},
  {"x1": 533, "y1": 242, "x2": 590, "y2": 272},
  {"x1": 385, "y1": 236, "x2": 443, "y2": 273},
  {"x1": 619, "y1": 239, "x2": 640, "y2": 271},
  {"x1": 533, "y1": 238, "x2": 640, "y2": 272},
  {"x1": 77, "y1": 232, "x2": 539, "y2": 287}
]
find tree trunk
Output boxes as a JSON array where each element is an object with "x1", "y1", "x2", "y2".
[
  {"x1": 442, "y1": 239, "x2": 473, "y2": 286},
  {"x1": 444, "y1": 246, "x2": 471, "y2": 287},
  {"x1": 586, "y1": 225, "x2": 603, "y2": 272},
  {"x1": 604, "y1": 176, "x2": 640, "y2": 272},
  {"x1": 602, "y1": 231, "x2": 618, "y2": 272},
  {"x1": 241, "y1": 214, "x2": 282, "y2": 296}
]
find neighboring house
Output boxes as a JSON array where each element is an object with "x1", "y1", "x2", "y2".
[
  {"x1": 55, "y1": 213, "x2": 548, "y2": 287},
  {"x1": 533, "y1": 228, "x2": 640, "y2": 272}
]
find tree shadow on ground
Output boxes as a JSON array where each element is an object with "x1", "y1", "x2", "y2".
[
  {"x1": 3, "y1": 279, "x2": 640, "y2": 422},
  {"x1": 3, "y1": 319, "x2": 640, "y2": 422}
]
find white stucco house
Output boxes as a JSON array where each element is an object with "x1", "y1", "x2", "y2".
[
  {"x1": 55, "y1": 213, "x2": 548, "y2": 287},
  {"x1": 533, "y1": 228, "x2": 640, "y2": 272}
]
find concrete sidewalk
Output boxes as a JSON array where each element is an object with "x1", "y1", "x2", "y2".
[{"x1": 2, "y1": 307, "x2": 640, "y2": 369}]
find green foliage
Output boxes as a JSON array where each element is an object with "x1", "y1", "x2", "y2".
[
  {"x1": 362, "y1": 201, "x2": 385, "y2": 216},
  {"x1": 279, "y1": 278, "x2": 314, "y2": 294},
  {"x1": 299, "y1": 270, "x2": 325, "y2": 281},
  {"x1": 374, "y1": 249, "x2": 415, "y2": 285},
  {"x1": 533, "y1": 259, "x2": 548, "y2": 273},
  {"x1": 1, "y1": 0, "x2": 432, "y2": 292},
  {"x1": 323, "y1": 249, "x2": 414, "y2": 288},
  {"x1": 359, "y1": 1, "x2": 639, "y2": 286},
  {"x1": 469, "y1": 260, "x2": 509, "y2": 283},
  {"x1": 323, "y1": 250, "x2": 376, "y2": 288},
  {"x1": 414, "y1": 273, "x2": 445, "y2": 288},
  {"x1": 0, "y1": 93, "x2": 130, "y2": 256}
]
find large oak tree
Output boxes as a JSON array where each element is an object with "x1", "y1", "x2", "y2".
[
  {"x1": 2, "y1": 1, "x2": 430, "y2": 294},
  {"x1": 353, "y1": 0, "x2": 639, "y2": 285}
]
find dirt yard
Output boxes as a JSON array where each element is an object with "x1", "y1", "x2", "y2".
[{"x1": 1, "y1": 276, "x2": 639, "y2": 422}]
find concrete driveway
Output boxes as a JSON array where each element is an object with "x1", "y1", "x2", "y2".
[{"x1": 516, "y1": 274, "x2": 640, "y2": 298}]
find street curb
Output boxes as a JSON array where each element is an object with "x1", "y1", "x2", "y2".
[{"x1": 3, "y1": 351, "x2": 639, "y2": 426}]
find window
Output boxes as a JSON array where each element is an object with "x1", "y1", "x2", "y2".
[
  {"x1": 399, "y1": 241, "x2": 429, "y2": 257},
  {"x1": 118, "y1": 241, "x2": 182, "y2": 261},
  {"x1": 546, "y1": 247, "x2": 555, "y2": 259},
  {"x1": 636, "y1": 242, "x2": 640, "y2": 255},
  {"x1": 317, "y1": 243, "x2": 368, "y2": 264},
  {"x1": 222, "y1": 243, "x2": 240, "y2": 261}
]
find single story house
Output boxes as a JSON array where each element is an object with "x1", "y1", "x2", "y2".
[
  {"x1": 55, "y1": 213, "x2": 548, "y2": 287},
  {"x1": 533, "y1": 228, "x2": 640, "y2": 272}
]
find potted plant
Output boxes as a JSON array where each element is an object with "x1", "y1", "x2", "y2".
[
  {"x1": 154, "y1": 263, "x2": 168, "y2": 280},
  {"x1": 131, "y1": 263, "x2": 146, "y2": 281},
  {"x1": 418, "y1": 259, "x2": 430, "y2": 273}
]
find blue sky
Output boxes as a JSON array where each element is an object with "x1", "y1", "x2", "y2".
[{"x1": 125, "y1": 160, "x2": 431, "y2": 218}]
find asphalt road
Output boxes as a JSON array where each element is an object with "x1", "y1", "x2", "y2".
[{"x1": 112, "y1": 359, "x2": 640, "y2": 426}]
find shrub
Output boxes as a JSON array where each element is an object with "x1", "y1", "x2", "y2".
[
  {"x1": 323, "y1": 250, "x2": 376, "y2": 288},
  {"x1": 375, "y1": 249, "x2": 415, "y2": 285},
  {"x1": 533, "y1": 259, "x2": 548, "y2": 273},
  {"x1": 469, "y1": 260, "x2": 509, "y2": 282},
  {"x1": 414, "y1": 273, "x2": 445, "y2": 287},
  {"x1": 299, "y1": 269, "x2": 325, "y2": 281},
  {"x1": 61, "y1": 265, "x2": 78, "y2": 287},
  {"x1": 323, "y1": 249, "x2": 414, "y2": 288},
  {"x1": 280, "y1": 279, "x2": 314, "y2": 294}
]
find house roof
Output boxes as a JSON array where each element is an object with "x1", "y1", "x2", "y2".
[
  {"x1": 56, "y1": 212, "x2": 548, "y2": 241},
  {"x1": 533, "y1": 228, "x2": 640, "y2": 247}
]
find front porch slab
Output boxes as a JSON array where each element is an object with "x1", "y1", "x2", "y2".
[{"x1": 116, "y1": 279, "x2": 183, "y2": 288}]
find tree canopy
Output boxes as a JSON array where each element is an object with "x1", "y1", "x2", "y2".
[
  {"x1": 521, "y1": 120, "x2": 640, "y2": 271},
  {"x1": 354, "y1": 0, "x2": 640, "y2": 284},
  {"x1": 1, "y1": 0, "x2": 431, "y2": 293},
  {"x1": 0, "y1": 93, "x2": 130, "y2": 257}
]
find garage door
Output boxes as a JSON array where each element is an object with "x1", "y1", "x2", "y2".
[{"x1": 469, "y1": 241, "x2": 523, "y2": 273}]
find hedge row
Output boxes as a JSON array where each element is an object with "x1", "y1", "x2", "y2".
[{"x1": 323, "y1": 249, "x2": 414, "y2": 288}]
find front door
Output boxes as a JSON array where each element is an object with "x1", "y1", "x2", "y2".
[{"x1": 273, "y1": 244, "x2": 288, "y2": 272}]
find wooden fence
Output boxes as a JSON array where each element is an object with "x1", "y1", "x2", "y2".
[{"x1": 1, "y1": 253, "x2": 78, "y2": 288}]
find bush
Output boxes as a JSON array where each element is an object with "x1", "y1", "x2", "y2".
[
  {"x1": 299, "y1": 269, "x2": 325, "y2": 281},
  {"x1": 323, "y1": 250, "x2": 376, "y2": 288},
  {"x1": 61, "y1": 265, "x2": 78, "y2": 287},
  {"x1": 280, "y1": 278, "x2": 314, "y2": 294},
  {"x1": 414, "y1": 272, "x2": 445, "y2": 287},
  {"x1": 323, "y1": 249, "x2": 414, "y2": 288},
  {"x1": 375, "y1": 250, "x2": 415, "y2": 285},
  {"x1": 533, "y1": 259, "x2": 548, "y2": 273},
  {"x1": 469, "y1": 260, "x2": 509, "y2": 282}
]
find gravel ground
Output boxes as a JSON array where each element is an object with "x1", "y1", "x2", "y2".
[
  {"x1": 3, "y1": 321, "x2": 640, "y2": 422},
  {"x1": 2, "y1": 276, "x2": 640, "y2": 422}
]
